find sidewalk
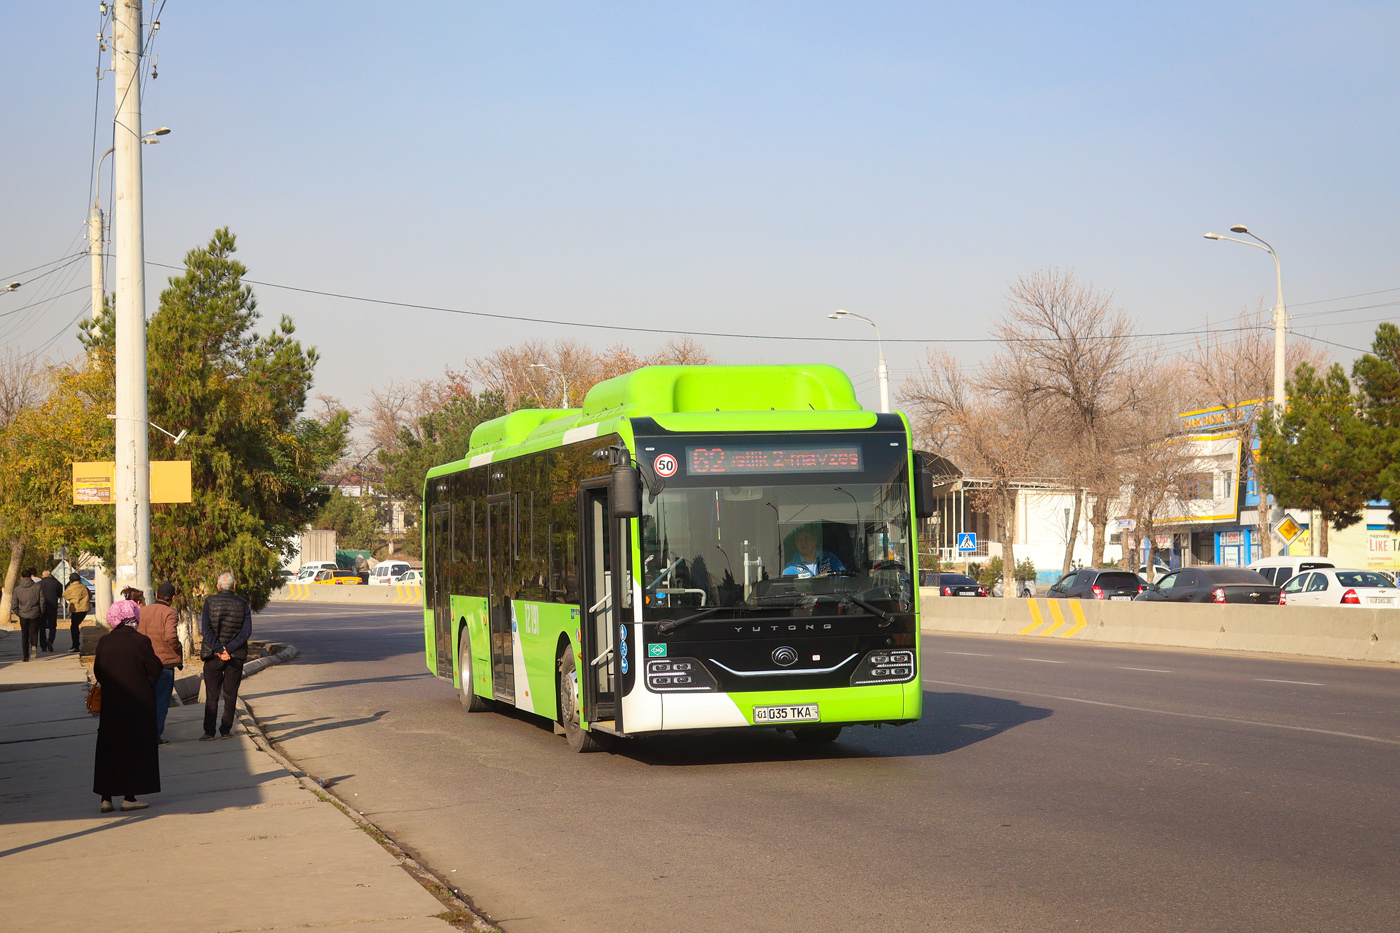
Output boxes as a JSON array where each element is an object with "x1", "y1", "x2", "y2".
[{"x1": 0, "y1": 630, "x2": 466, "y2": 932}]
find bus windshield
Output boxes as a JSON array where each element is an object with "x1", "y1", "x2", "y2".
[{"x1": 638, "y1": 448, "x2": 912, "y2": 622}]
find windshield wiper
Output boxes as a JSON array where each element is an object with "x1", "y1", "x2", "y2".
[
  {"x1": 841, "y1": 594, "x2": 896, "y2": 624},
  {"x1": 656, "y1": 607, "x2": 722, "y2": 636}
]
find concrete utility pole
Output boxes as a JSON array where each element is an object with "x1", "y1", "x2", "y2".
[
  {"x1": 89, "y1": 195, "x2": 114, "y2": 619},
  {"x1": 112, "y1": 0, "x2": 151, "y2": 602}
]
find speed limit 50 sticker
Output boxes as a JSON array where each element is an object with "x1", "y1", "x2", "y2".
[{"x1": 653, "y1": 453, "x2": 678, "y2": 477}]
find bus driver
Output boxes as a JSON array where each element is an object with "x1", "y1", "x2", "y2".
[{"x1": 782, "y1": 526, "x2": 846, "y2": 578}]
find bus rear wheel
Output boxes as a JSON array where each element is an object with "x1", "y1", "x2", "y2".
[
  {"x1": 558, "y1": 650, "x2": 610, "y2": 753},
  {"x1": 458, "y1": 627, "x2": 491, "y2": 712},
  {"x1": 794, "y1": 725, "x2": 843, "y2": 744}
]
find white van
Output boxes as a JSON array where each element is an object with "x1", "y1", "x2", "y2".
[
  {"x1": 369, "y1": 560, "x2": 412, "y2": 585},
  {"x1": 1247, "y1": 555, "x2": 1335, "y2": 588}
]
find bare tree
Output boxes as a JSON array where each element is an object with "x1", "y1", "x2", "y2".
[
  {"x1": 1110, "y1": 368, "x2": 1197, "y2": 580},
  {"x1": 991, "y1": 269, "x2": 1151, "y2": 571},
  {"x1": 0, "y1": 350, "x2": 48, "y2": 624},
  {"x1": 903, "y1": 350, "x2": 1049, "y2": 598},
  {"x1": 1189, "y1": 301, "x2": 1328, "y2": 558},
  {"x1": 0, "y1": 348, "x2": 43, "y2": 432},
  {"x1": 449, "y1": 338, "x2": 714, "y2": 412}
]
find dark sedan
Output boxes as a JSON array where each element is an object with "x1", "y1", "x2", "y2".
[
  {"x1": 1134, "y1": 567, "x2": 1282, "y2": 604},
  {"x1": 1045, "y1": 569, "x2": 1145, "y2": 600},
  {"x1": 921, "y1": 572, "x2": 988, "y2": 597}
]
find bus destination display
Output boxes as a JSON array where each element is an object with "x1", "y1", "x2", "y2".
[{"x1": 686, "y1": 445, "x2": 863, "y2": 474}]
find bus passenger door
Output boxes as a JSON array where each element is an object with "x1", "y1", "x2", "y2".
[
  {"x1": 486, "y1": 494, "x2": 515, "y2": 704},
  {"x1": 430, "y1": 504, "x2": 453, "y2": 679},
  {"x1": 580, "y1": 483, "x2": 618, "y2": 726}
]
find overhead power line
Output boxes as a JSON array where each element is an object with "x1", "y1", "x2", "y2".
[{"x1": 142, "y1": 261, "x2": 1308, "y2": 347}]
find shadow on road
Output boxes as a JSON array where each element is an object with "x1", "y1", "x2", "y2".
[
  {"x1": 253, "y1": 708, "x2": 390, "y2": 743},
  {"x1": 608, "y1": 689, "x2": 1052, "y2": 766}
]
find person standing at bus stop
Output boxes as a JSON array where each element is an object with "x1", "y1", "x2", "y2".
[
  {"x1": 38, "y1": 570, "x2": 63, "y2": 653},
  {"x1": 138, "y1": 582, "x2": 183, "y2": 744},
  {"x1": 199, "y1": 572, "x2": 251, "y2": 741},
  {"x1": 12, "y1": 569, "x2": 46, "y2": 662},
  {"x1": 64, "y1": 572, "x2": 91, "y2": 652}
]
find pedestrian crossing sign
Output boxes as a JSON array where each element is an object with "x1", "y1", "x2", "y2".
[{"x1": 957, "y1": 532, "x2": 977, "y2": 553}]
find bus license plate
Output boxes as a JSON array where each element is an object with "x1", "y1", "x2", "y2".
[{"x1": 753, "y1": 704, "x2": 820, "y2": 723}]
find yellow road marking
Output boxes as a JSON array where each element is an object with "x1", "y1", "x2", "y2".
[
  {"x1": 1017, "y1": 599, "x2": 1046, "y2": 635},
  {"x1": 1042, "y1": 599, "x2": 1067, "y2": 636},
  {"x1": 1061, "y1": 601, "x2": 1088, "y2": 637}
]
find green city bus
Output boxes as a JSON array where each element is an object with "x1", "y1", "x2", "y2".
[{"x1": 422, "y1": 364, "x2": 932, "y2": 751}]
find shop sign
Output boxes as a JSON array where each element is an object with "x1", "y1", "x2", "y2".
[{"x1": 1221, "y1": 530, "x2": 1243, "y2": 546}]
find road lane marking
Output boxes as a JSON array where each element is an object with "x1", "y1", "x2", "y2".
[
  {"x1": 1042, "y1": 600, "x2": 1068, "y2": 636},
  {"x1": 1119, "y1": 667, "x2": 1173, "y2": 673},
  {"x1": 1061, "y1": 601, "x2": 1088, "y2": 637},
  {"x1": 1017, "y1": 600, "x2": 1046, "y2": 636},
  {"x1": 1019, "y1": 658, "x2": 1064, "y2": 663},
  {"x1": 945, "y1": 651, "x2": 993, "y2": 657},
  {"x1": 921, "y1": 677, "x2": 1400, "y2": 746},
  {"x1": 1256, "y1": 678, "x2": 1325, "y2": 686}
]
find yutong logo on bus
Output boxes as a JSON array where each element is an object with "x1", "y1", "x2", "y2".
[{"x1": 772, "y1": 646, "x2": 799, "y2": 666}]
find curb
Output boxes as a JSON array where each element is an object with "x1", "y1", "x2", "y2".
[
  {"x1": 242, "y1": 644, "x2": 300, "y2": 677},
  {"x1": 174, "y1": 644, "x2": 300, "y2": 704},
  {"x1": 235, "y1": 696, "x2": 498, "y2": 932}
]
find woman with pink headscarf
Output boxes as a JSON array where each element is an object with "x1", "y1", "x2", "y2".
[{"x1": 93, "y1": 599, "x2": 163, "y2": 812}]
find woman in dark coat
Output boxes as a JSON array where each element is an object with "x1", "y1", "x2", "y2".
[{"x1": 93, "y1": 599, "x2": 163, "y2": 812}]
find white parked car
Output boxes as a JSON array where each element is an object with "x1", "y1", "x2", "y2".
[
  {"x1": 1280, "y1": 568, "x2": 1399, "y2": 607},
  {"x1": 369, "y1": 560, "x2": 412, "y2": 585},
  {"x1": 296, "y1": 561, "x2": 339, "y2": 582},
  {"x1": 395, "y1": 569, "x2": 424, "y2": 585}
]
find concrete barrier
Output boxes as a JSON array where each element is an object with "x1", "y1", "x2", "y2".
[
  {"x1": 270, "y1": 584, "x2": 423, "y2": 606},
  {"x1": 918, "y1": 587, "x2": 1400, "y2": 662}
]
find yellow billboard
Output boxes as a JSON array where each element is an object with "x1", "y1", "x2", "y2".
[{"x1": 71, "y1": 462, "x2": 193, "y2": 504}]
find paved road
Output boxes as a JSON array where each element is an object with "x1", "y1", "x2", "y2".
[{"x1": 245, "y1": 604, "x2": 1400, "y2": 933}]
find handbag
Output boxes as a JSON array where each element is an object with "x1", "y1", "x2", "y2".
[{"x1": 85, "y1": 684, "x2": 101, "y2": 714}]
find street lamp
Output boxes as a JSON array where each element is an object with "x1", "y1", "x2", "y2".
[
  {"x1": 1203, "y1": 224, "x2": 1286, "y2": 414},
  {"x1": 829, "y1": 310, "x2": 890, "y2": 413},
  {"x1": 92, "y1": 129, "x2": 169, "y2": 323},
  {"x1": 2, "y1": 282, "x2": 19, "y2": 292},
  {"x1": 530, "y1": 363, "x2": 570, "y2": 408}
]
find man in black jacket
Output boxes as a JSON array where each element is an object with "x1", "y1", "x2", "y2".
[
  {"x1": 199, "y1": 572, "x2": 251, "y2": 741},
  {"x1": 38, "y1": 570, "x2": 63, "y2": 653},
  {"x1": 12, "y1": 569, "x2": 46, "y2": 662}
]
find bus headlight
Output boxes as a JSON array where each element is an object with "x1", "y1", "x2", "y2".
[
  {"x1": 849, "y1": 649, "x2": 916, "y2": 686},
  {"x1": 646, "y1": 658, "x2": 718, "y2": 693}
]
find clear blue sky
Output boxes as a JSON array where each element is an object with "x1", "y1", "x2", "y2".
[{"x1": 5, "y1": 2, "x2": 1397, "y2": 410}]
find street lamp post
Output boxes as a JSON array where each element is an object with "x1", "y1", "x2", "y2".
[
  {"x1": 530, "y1": 363, "x2": 570, "y2": 408},
  {"x1": 828, "y1": 310, "x2": 890, "y2": 413},
  {"x1": 1203, "y1": 225, "x2": 1287, "y2": 414}
]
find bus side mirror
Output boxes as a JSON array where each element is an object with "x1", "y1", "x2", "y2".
[
  {"x1": 914, "y1": 469, "x2": 935, "y2": 519},
  {"x1": 612, "y1": 466, "x2": 642, "y2": 519}
]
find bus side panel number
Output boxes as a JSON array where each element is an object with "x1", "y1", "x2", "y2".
[{"x1": 752, "y1": 704, "x2": 820, "y2": 723}]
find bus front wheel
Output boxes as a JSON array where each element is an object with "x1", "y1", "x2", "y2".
[
  {"x1": 458, "y1": 627, "x2": 491, "y2": 712},
  {"x1": 558, "y1": 651, "x2": 610, "y2": 753}
]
